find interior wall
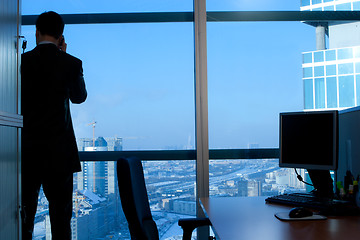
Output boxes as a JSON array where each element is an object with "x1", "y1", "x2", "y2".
[
  {"x1": 337, "y1": 107, "x2": 360, "y2": 186},
  {"x1": 0, "y1": 127, "x2": 19, "y2": 239},
  {"x1": 0, "y1": 0, "x2": 21, "y2": 239}
]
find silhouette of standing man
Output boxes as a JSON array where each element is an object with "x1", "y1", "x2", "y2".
[{"x1": 21, "y1": 11, "x2": 87, "y2": 240}]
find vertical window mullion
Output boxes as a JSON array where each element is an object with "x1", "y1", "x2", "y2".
[{"x1": 194, "y1": 0, "x2": 209, "y2": 239}]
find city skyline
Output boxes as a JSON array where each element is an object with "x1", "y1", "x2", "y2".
[{"x1": 33, "y1": 137, "x2": 302, "y2": 240}]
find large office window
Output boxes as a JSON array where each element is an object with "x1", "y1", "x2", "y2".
[
  {"x1": 22, "y1": 2, "x2": 196, "y2": 239},
  {"x1": 22, "y1": 0, "x2": 359, "y2": 239},
  {"x1": 22, "y1": 23, "x2": 196, "y2": 240}
]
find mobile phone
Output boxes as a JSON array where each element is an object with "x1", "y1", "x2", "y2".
[{"x1": 59, "y1": 35, "x2": 65, "y2": 49}]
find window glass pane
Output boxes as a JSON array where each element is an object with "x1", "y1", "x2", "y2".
[
  {"x1": 312, "y1": 0, "x2": 322, "y2": 5},
  {"x1": 338, "y1": 63, "x2": 354, "y2": 75},
  {"x1": 22, "y1": 21, "x2": 194, "y2": 239},
  {"x1": 208, "y1": 22, "x2": 313, "y2": 149},
  {"x1": 304, "y1": 67, "x2": 313, "y2": 78},
  {"x1": 301, "y1": 0, "x2": 311, "y2": 7},
  {"x1": 314, "y1": 66, "x2": 325, "y2": 77},
  {"x1": 356, "y1": 62, "x2": 360, "y2": 74},
  {"x1": 22, "y1": 0, "x2": 193, "y2": 14},
  {"x1": 303, "y1": 52, "x2": 313, "y2": 63},
  {"x1": 325, "y1": 50, "x2": 336, "y2": 61},
  {"x1": 315, "y1": 78, "x2": 325, "y2": 108},
  {"x1": 336, "y1": 3, "x2": 352, "y2": 11},
  {"x1": 323, "y1": 0, "x2": 334, "y2": 2},
  {"x1": 357, "y1": 75, "x2": 360, "y2": 106},
  {"x1": 314, "y1": 51, "x2": 324, "y2": 62},
  {"x1": 324, "y1": 6, "x2": 335, "y2": 10},
  {"x1": 326, "y1": 77, "x2": 338, "y2": 108},
  {"x1": 304, "y1": 79, "x2": 314, "y2": 109},
  {"x1": 326, "y1": 65, "x2": 336, "y2": 76},
  {"x1": 313, "y1": 7, "x2": 323, "y2": 11},
  {"x1": 338, "y1": 48, "x2": 353, "y2": 60},
  {"x1": 354, "y1": 47, "x2": 360, "y2": 58},
  {"x1": 339, "y1": 75, "x2": 355, "y2": 108},
  {"x1": 354, "y1": 2, "x2": 360, "y2": 10}
]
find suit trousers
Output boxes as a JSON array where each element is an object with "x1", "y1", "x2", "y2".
[{"x1": 22, "y1": 169, "x2": 73, "y2": 240}]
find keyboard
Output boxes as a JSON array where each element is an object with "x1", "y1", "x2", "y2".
[{"x1": 265, "y1": 193, "x2": 360, "y2": 216}]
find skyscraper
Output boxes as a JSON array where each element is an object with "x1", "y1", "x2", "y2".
[
  {"x1": 301, "y1": 0, "x2": 360, "y2": 110},
  {"x1": 76, "y1": 136, "x2": 122, "y2": 196},
  {"x1": 72, "y1": 137, "x2": 125, "y2": 239}
]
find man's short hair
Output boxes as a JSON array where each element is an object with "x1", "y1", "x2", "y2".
[{"x1": 36, "y1": 11, "x2": 64, "y2": 39}]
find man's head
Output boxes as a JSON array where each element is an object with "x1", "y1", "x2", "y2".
[{"x1": 36, "y1": 11, "x2": 64, "y2": 44}]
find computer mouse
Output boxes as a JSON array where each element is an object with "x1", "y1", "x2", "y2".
[{"x1": 289, "y1": 207, "x2": 313, "y2": 218}]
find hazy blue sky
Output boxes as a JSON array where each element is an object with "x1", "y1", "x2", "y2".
[{"x1": 22, "y1": 1, "x2": 315, "y2": 150}]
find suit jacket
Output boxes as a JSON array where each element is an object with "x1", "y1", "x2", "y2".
[{"x1": 21, "y1": 43, "x2": 87, "y2": 174}]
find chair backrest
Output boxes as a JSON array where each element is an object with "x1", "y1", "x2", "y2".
[{"x1": 117, "y1": 157, "x2": 159, "y2": 240}]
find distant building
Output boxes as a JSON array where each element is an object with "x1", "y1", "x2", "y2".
[
  {"x1": 237, "y1": 179, "x2": 262, "y2": 197},
  {"x1": 248, "y1": 180, "x2": 262, "y2": 197},
  {"x1": 163, "y1": 199, "x2": 196, "y2": 215},
  {"x1": 275, "y1": 169, "x2": 306, "y2": 191},
  {"x1": 76, "y1": 136, "x2": 122, "y2": 196},
  {"x1": 237, "y1": 180, "x2": 248, "y2": 197},
  {"x1": 301, "y1": 0, "x2": 360, "y2": 110},
  {"x1": 105, "y1": 137, "x2": 123, "y2": 151},
  {"x1": 71, "y1": 190, "x2": 120, "y2": 240},
  {"x1": 173, "y1": 200, "x2": 196, "y2": 215}
]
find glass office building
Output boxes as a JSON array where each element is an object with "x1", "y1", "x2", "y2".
[
  {"x1": 301, "y1": 0, "x2": 360, "y2": 11},
  {"x1": 301, "y1": 0, "x2": 360, "y2": 110}
]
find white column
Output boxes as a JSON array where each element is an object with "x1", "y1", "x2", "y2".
[{"x1": 316, "y1": 23, "x2": 327, "y2": 50}]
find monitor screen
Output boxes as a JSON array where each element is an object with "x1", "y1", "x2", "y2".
[{"x1": 279, "y1": 110, "x2": 338, "y2": 170}]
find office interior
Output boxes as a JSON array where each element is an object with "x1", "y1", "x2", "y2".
[{"x1": 1, "y1": 0, "x2": 360, "y2": 239}]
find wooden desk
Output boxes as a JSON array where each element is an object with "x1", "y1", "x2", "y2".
[{"x1": 200, "y1": 197, "x2": 360, "y2": 240}]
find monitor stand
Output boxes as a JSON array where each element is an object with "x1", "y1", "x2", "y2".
[{"x1": 307, "y1": 169, "x2": 334, "y2": 198}]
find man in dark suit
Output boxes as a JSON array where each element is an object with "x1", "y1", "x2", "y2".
[{"x1": 21, "y1": 11, "x2": 87, "y2": 240}]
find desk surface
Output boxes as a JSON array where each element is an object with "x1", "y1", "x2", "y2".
[{"x1": 200, "y1": 197, "x2": 360, "y2": 240}]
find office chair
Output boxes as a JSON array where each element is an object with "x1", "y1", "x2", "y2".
[{"x1": 117, "y1": 157, "x2": 211, "y2": 240}]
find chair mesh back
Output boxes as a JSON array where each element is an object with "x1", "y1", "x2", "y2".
[{"x1": 117, "y1": 157, "x2": 159, "y2": 240}]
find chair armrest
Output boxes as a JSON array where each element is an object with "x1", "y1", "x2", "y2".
[
  {"x1": 178, "y1": 218, "x2": 211, "y2": 240},
  {"x1": 178, "y1": 217, "x2": 211, "y2": 228}
]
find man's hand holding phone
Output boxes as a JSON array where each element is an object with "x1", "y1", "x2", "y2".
[{"x1": 59, "y1": 35, "x2": 67, "y2": 52}]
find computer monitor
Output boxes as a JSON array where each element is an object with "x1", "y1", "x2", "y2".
[
  {"x1": 279, "y1": 110, "x2": 339, "y2": 197},
  {"x1": 280, "y1": 110, "x2": 338, "y2": 170}
]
